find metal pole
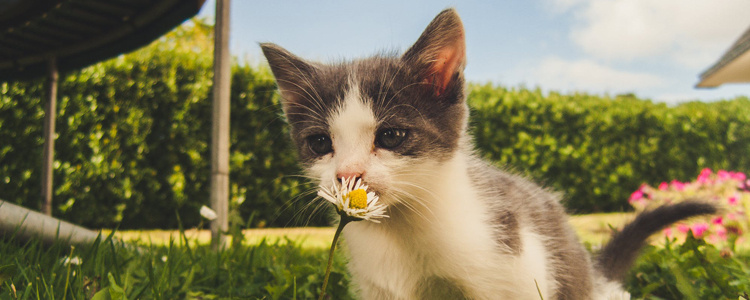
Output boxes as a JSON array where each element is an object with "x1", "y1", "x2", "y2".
[
  {"x1": 41, "y1": 57, "x2": 58, "y2": 216},
  {"x1": 0, "y1": 200, "x2": 100, "y2": 246},
  {"x1": 210, "y1": 0, "x2": 231, "y2": 249}
]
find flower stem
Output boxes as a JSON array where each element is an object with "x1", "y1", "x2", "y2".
[{"x1": 319, "y1": 218, "x2": 349, "y2": 300}]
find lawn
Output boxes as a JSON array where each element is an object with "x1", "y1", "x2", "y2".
[
  {"x1": 109, "y1": 213, "x2": 635, "y2": 249},
  {"x1": 2, "y1": 213, "x2": 750, "y2": 299}
]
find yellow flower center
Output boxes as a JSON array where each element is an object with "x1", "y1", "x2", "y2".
[{"x1": 346, "y1": 189, "x2": 368, "y2": 209}]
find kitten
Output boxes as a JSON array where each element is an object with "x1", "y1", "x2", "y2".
[{"x1": 261, "y1": 8, "x2": 716, "y2": 300}]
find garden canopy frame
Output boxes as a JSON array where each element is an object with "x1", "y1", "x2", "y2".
[
  {"x1": 0, "y1": 0, "x2": 214, "y2": 245},
  {"x1": 0, "y1": 0, "x2": 205, "y2": 81}
]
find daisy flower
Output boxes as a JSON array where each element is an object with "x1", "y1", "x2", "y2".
[
  {"x1": 60, "y1": 256, "x2": 82, "y2": 266},
  {"x1": 317, "y1": 177, "x2": 388, "y2": 223},
  {"x1": 199, "y1": 205, "x2": 218, "y2": 221},
  {"x1": 316, "y1": 177, "x2": 388, "y2": 300}
]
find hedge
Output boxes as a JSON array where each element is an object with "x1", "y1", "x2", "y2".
[
  {"x1": 0, "y1": 21, "x2": 315, "y2": 229},
  {"x1": 469, "y1": 86, "x2": 750, "y2": 212},
  {"x1": 1, "y1": 20, "x2": 748, "y2": 228}
]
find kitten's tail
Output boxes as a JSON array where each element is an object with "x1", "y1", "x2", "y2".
[{"x1": 595, "y1": 200, "x2": 717, "y2": 283}]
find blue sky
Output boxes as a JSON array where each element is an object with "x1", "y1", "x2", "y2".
[{"x1": 197, "y1": 0, "x2": 750, "y2": 104}]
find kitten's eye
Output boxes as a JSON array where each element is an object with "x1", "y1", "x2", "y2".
[
  {"x1": 375, "y1": 129, "x2": 408, "y2": 149},
  {"x1": 307, "y1": 134, "x2": 333, "y2": 155}
]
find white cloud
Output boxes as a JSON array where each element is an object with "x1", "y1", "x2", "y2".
[
  {"x1": 529, "y1": 56, "x2": 667, "y2": 94},
  {"x1": 550, "y1": 0, "x2": 750, "y2": 69}
]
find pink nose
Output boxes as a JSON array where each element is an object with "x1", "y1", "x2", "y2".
[{"x1": 336, "y1": 171, "x2": 363, "y2": 183}]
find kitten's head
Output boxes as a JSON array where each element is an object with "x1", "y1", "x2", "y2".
[{"x1": 261, "y1": 9, "x2": 468, "y2": 205}]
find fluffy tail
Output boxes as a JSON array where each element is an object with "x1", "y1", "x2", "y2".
[{"x1": 596, "y1": 201, "x2": 717, "y2": 282}]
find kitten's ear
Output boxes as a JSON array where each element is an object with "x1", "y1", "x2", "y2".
[
  {"x1": 260, "y1": 43, "x2": 318, "y2": 111},
  {"x1": 402, "y1": 8, "x2": 466, "y2": 97}
]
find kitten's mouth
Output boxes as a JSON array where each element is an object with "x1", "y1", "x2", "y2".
[
  {"x1": 358, "y1": 179, "x2": 383, "y2": 195},
  {"x1": 335, "y1": 177, "x2": 388, "y2": 200}
]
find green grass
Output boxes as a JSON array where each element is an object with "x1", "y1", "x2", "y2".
[
  {"x1": 0, "y1": 231, "x2": 353, "y2": 300},
  {"x1": 2, "y1": 214, "x2": 750, "y2": 299}
]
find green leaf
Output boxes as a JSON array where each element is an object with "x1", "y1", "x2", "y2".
[
  {"x1": 91, "y1": 288, "x2": 112, "y2": 300},
  {"x1": 669, "y1": 262, "x2": 699, "y2": 300},
  {"x1": 107, "y1": 272, "x2": 126, "y2": 300}
]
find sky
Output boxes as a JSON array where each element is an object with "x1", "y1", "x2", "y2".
[{"x1": 197, "y1": 0, "x2": 750, "y2": 104}]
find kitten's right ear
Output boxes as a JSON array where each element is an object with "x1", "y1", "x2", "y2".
[{"x1": 260, "y1": 43, "x2": 318, "y2": 111}]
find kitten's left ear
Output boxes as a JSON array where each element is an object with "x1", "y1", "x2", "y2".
[
  {"x1": 402, "y1": 8, "x2": 466, "y2": 97},
  {"x1": 260, "y1": 43, "x2": 319, "y2": 113}
]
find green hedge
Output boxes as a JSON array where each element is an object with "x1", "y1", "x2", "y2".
[
  {"x1": 469, "y1": 85, "x2": 750, "y2": 212},
  {"x1": 1, "y1": 21, "x2": 748, "y2": 228},
  {"x1": 0, "y1": 22, "x2": 315, "y2": 229}
]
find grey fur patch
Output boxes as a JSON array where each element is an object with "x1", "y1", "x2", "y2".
[
  {"x1": 469, "y1": 157, "x2": 594, "y2": 300},
  {"x1": 492, "y1": 210, "x2": 521, "y2": 255}
]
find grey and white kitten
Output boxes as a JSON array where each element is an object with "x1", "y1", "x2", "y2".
[{"x1": 261, "y1": 9, "x2": 715, "y2": 300}]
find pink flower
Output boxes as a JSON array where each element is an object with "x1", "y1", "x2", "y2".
[
  {"x1": 716, "y1": 226, "x2": 727, "y2": 240},
  {"x1": 658, "y1": 182, "x2": 669, "y2": 190},
  {"x1": 728, "y1": 195, "x2": 738, "y2": 205},
  {"x1": 734, "y1": 172, "x2": 747, "y2": 182},
  {"x1": 717, "y1": 170, "x2": 731, "y2": 181},
  {"x1": 663, "y1": 227, "x2": 673, "y2": 238},
  {"x1": 690, "y1": 223, "x2": 709, "y2": 238},
  {"x1": 677, "y1": 224, "x2": 690, "y2": 233},
  {"x1": 670, "y1": 180, "x2": 685, "y2": 191},
  {"x1": 629, "y1": 190, "x2": 644, "y2": 203},
  {"x1": 707, "y1": 234, "x2": 720, "y2": 244},
  {"x1": 732, "y1": 172, "x2": 747, "y2": 182},
  {"x1": 697, "y1": 168, "x2": 712, "y2": 184},
  {"x1": 711, "y1": 216, "x2": 723, "y2": 225}
]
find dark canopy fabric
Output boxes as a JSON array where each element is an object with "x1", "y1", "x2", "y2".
[{"x1": 0, "y1": 0, "x2": 205, "y2": 81}]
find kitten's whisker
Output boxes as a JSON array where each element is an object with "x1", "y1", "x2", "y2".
[
  {"x1": 388, "y1": 187, "x2": 437, "y2": 224},
  {"x1": 380, "y1": 102, "x2": 431, "y2": 129},
  {"x1": 278, "y1": 187, "x2": 321, "y2": 227},
  {"x1": 379, "y1": 62, "x2": 406, "y2": 115},
  {"x1": 305, "y1": 197, "x2": 333, "y2": 227},
  {"x1": 275, "y1": 76, "x2": 325, "y2": 112},
  {"x1": 273, "y1": 57, "x2": 328, "y2": 114},
  {"x1": 281, "y1": 91, "x2": 328, "y2": 122},
  {"x1": 284, "y1": 104, "x2": 327, "y2": 123}
]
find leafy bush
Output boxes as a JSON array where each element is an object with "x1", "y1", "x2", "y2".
[
  {"x1": 626, "y1": 234, "x2": 750, "y2": 300},
  {"x1": 622, "y1": 169, "x2": 750, "y2": 299},
  {"x1": 469, "y1": 84, "x2": 750, "y2": 213}
]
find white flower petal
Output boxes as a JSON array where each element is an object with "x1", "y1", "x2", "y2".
[
  {"x1": 200, "y1": 205, "x2": 218, "y2": 221},
  {"x1": 60, "y1": 256, "x2": 82, "y2": 266},
  {"x1": 318, "y1": 177, "x2": 388, "y2": 223}
]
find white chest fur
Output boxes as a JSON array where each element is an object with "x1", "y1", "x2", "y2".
[{"x1": 341, "y1": 154, "x2": 554, "y2": 300}]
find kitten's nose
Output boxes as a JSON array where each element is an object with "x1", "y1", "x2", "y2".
[{"x1": 336, "y1": 171, "x2": 363, "y2": 184}]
